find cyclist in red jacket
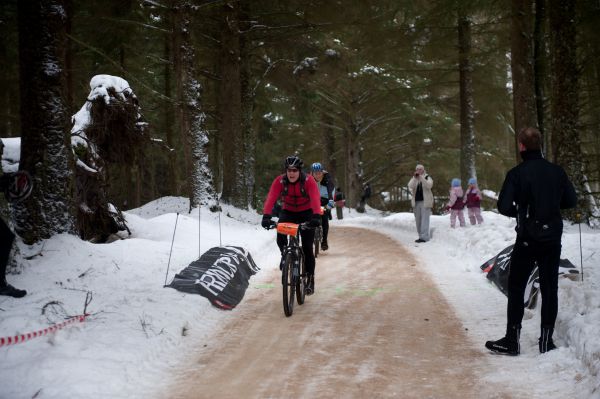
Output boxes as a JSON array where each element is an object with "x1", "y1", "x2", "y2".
[{"x1": 262, "y1": 156, "x2": 322, "y2": 294}]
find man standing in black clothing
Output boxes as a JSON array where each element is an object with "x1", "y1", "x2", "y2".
[
  {"x1": 485, "y1": 127, "x2": 577, "y2": 355},
  {"x1": 0, "y1": 218, "x2": 26, "y2": 297},
  {"x1": 0, "y1": 139, "x2": 28, "y2": 298}
]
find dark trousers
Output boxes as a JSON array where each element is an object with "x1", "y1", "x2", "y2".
[
  {"x1": 319, "y1": 198, "x2": 331, "y2": 242},
  {"x1": 0, "y1": 218, "x2": 15, "y2": 285},
  {"x1": 276, "y1": 210, "x2": 316, "y2": 275},
  {"x1": 320, "y1": 211, "x2": 330, "y2": 243},
  {"x1": 507, "y1": 238, "x2": 561, "y2": 329}
]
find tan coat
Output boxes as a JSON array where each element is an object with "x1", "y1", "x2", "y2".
[{"x1": 408, "y1": 174, "x2": 434, "y2": 209}]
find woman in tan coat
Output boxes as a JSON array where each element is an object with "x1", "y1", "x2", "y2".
[{"x1": 407, "y1": 164, "x2": 434, "y2": 242}]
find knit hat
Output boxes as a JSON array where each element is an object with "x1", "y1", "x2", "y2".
[
  {"x1": 468, "y1": 177, "x2": 477, "y2": 185},
  {"x1": 451, "y1": 178, "x2": 461, "y2": 187}
]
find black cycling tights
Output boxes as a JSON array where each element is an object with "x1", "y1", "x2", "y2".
[
  {"x1": 276, "y1": 210, "x2": 316, "y2": 275},
  {"x1": 0, "y1": 218, "x2": 15, "y2": 283},
  {"x1": 507, "y1": 239, "x2": 561, "y2": 329}
]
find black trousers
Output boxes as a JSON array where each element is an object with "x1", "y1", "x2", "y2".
[
  {"x1": 320, "y1": 212, "x2": 332, "y2": 244},
  {"x1": 277, "y1": 210, "x2": 316, "y2": 275},
  {"x1": 319, "y1": 198, "x2": 331, "y2": 242},
  {"x1": 507, "y1": 238, "x2": 561, "y2": 329},
  {"x1": 0, "y1": 218, "x2": 15, "y2": 284}
]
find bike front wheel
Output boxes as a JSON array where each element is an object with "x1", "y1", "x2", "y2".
[
  {"x1": 282, "y1": 252, "x2": 296, "y2": 317},
  {"x1": 296, "y1": 253, "x2": 306, "y2": 305}
]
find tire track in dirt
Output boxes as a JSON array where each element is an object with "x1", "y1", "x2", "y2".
[{"x1": 164, "y1": 226, "x2": 508, "y2": 398}]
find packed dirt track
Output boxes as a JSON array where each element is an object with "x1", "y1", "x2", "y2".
[{"x1": 165, "y1": 226, "x2": 507, "y2": 399}]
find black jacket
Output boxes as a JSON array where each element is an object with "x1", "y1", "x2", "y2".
[
  {"x1": 497, "y1": 150, "x2": 577, "y2": 242},
  {"x1": 318, "y1": 172, "x2": 335, "y2": 201}
]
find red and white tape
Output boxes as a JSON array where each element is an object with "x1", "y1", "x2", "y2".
[{"x1": 0, "y1": 314, "x2": 87, "y2": 347}]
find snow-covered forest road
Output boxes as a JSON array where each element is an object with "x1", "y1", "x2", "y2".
[{"x1": 162, "y1": 227, "x2": 507, "y2": 398}]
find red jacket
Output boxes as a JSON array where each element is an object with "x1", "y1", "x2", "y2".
[
  {"x1": 465, "y1": 187, "x2": 482, "y2": 208},
  {"x1": 263, "y1": 173, "x2": 321, "y2": 215}
]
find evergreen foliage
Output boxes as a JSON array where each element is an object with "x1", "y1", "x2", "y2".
[{"x1": 0, "y1": 0, "x2": 598, "y2": 240}]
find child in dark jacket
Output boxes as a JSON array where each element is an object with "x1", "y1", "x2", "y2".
[
  {"x1": 465, "y1": 177, "x2": 484, "y2": 225},
  {"x1": 447, "y1": 178, "x2": 465, "y2": 228}
]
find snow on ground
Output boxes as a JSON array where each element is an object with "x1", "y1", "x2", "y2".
[
  {"x1": 341, "y1": 206, "x2": 600, "y2": 398},
  {"x1": 0, "y1": 199, "x2": 598, "y2": 398}
]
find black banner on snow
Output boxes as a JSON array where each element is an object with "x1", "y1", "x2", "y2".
[
  {"x1": 480, "y1": 244, "x2": 580, "y2": 309},
  {"x1": 167, "y1": 246, "x2": 260, "y2": 310}
]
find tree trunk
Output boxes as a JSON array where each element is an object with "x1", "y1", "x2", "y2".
[
  {"x1": 173, "y1": 0, "x2": 216, "y2": 210},
  {"x1": 549, "y1": 0, "x2": 584, "y2": 220},
  {"x1": 218, "y1": 1, "x2": 245, "y2": 208},
  {"x1": 15, "y1": 0, "x2": 74, "y2": 244},
  {"x1": 533, "y1": 0, "x2": 549, "y2": 155},
  {"x1": 323, "y1": 113, "x2": 337, "y2": 185},
  {"x1": 64, "y1": 0, "x2": 74, "y2": 113},
  {"x1": 510, "y1": 0, "x2": 538, "y2": 161},
  {"x1": 344, "y1": 124, "x2": 361, "y2": 208},
  {"x1": 458, "y1": 12, "x2": 476, "y2": 184},
  {"x1": 589, "y1": 39, "x2": 600, "y2": 200},
  {"x1": 0, "y1": 3, "x2": 18, "y2": 137},
  {"x1": 240, "y1": 0, "x2": 256, "y2": 209},
  {"x1": 164, "y1": 16, "x2": 178, "y2": 196}
]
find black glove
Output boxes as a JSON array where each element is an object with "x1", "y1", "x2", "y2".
[
  {"x1": 308, "y1": 214, "x2": 321, "y2": 228},
  {"x1": 261, "y1": 214, "x2": 273, "y2": 230}
]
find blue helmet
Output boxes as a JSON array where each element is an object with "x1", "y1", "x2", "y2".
[
  {"x1": 468, "y1": 177, "x2": 477, "y2": 185},
  {"x1": 451, "y1": 178, "x2": 461, "y2": 187},
  {"x1": 311, "y1": 162, "x2": 323, "y2": 172}
]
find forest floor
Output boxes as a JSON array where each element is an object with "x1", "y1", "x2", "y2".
[{"x1": 162, "y1": 227, "x2": 510, "y2": 398}]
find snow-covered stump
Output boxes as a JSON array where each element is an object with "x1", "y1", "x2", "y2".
[{"x1": 71, "y1": 75, "x2": 146, "y2": 241}]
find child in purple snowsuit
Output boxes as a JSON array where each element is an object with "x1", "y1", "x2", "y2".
[
  {"x1": 465, "y1": 177, "x2": 484, "y2": 225},
  {"x1": 447, "y1": 178, "x2": 465, "y2": 228}
]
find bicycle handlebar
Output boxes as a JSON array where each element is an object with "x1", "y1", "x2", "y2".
[{"x1": 267, "y1": 221, "x2": 314, "y2": 231}]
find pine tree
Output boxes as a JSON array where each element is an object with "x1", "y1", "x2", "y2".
[
  {"x1": 458, "y1": 6, "x2": 477, "y2": 185},
  {"x1": 549, "y1": 0, "x2": 585, "y2": 220},
  {"x1": 173, "y1": 0, "x2": 216, "y2": 210},
  {"x1": 510, "y1": 0, "x2": 538, "y2": 160},
  {"x1": 14, "y1": 0, "x2": 74, "y2": 244}
]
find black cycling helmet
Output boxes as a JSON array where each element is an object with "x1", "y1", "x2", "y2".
[{"x1": 284, "y1": 155, "x2": 303, "y2": 170}]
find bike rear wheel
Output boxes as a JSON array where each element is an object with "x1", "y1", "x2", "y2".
[
  {"x1": 314, "y1": 227, "x2": 321, "y2": 258},
  {"x1": 282, "y1": 252, "x2": 295, "y2": 317}
]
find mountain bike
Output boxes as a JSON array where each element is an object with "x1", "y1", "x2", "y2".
[{"x1": 271, "y1": 221, "x2": 309, "y2": 317}]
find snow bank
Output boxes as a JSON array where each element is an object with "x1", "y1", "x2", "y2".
[
  {"x1": 340, "y1": 208, "x2": 600, "y2": 397},
  {"x1": 0, "y1": 201, "x2": 598, "y2": 398}
]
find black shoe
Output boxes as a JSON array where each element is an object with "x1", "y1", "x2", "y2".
[
  {"x1": 539, "y1": 338, "x2": 557, "y2": 353},
  {"x1": 415, "y1": 239, "x2": 426, "y2": 243},
  {"x1": 0, "y1": 283, "x2": 27, "y2": 298},
  {"x1": 321, "y1": 241, "x2": 328, "y2": 251},
  {"x1": 539, "y1": 328, "x2": 557, "y2": 353},
  {"x1": 306, "y1": 275, "x2": 315, "y2": 295},
  {"x1": 485, "y1": 336, "x2": 520, "y2": 356}
]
